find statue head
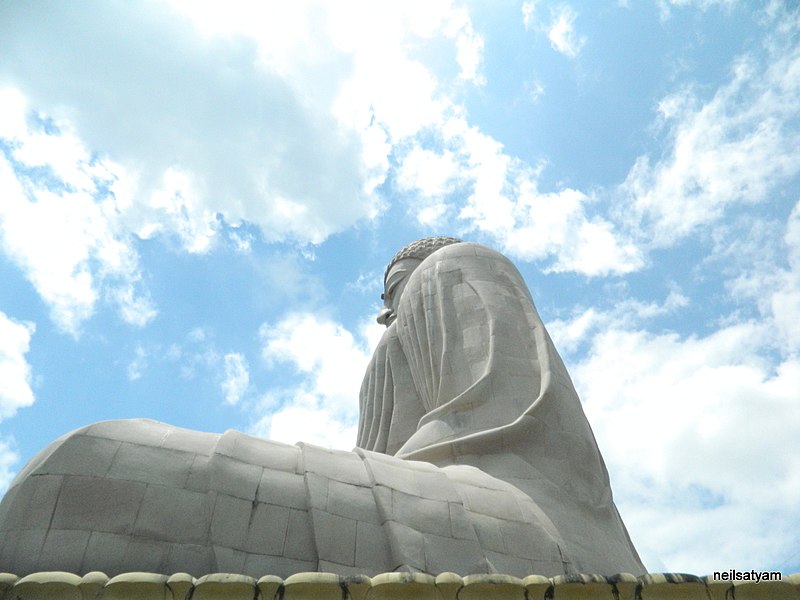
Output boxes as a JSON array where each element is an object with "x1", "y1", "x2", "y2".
[{"x1": 377, "y1": 236, "x2": 461, "y2": 326}]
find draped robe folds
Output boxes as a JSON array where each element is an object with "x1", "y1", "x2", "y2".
[
  {"x1": 357, "y1": 242, "x2": 644, "y2": 574},
  {"x1": 0, "y1": 242, "x2": 644, "y2": 577}
]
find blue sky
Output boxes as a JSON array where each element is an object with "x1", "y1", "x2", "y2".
[{"x1": 1, "y1": 0, "x2": 799, "y2": 575}]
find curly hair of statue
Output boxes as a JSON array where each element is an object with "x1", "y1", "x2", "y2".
[{"x1": 383, "y1": 236, "x2": 462, "y2": 283}]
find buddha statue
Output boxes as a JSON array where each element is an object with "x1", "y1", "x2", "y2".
[{"x1": 0, "y1": 238, "x2": 644, "y2": 577}]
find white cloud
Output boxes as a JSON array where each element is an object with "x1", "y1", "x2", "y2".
[
  {"x1": 542, "y1": 173, "x2": 799, "y2": 573},
  {"x1": 126, "y1": 346, "x2": 147, "y2": 381},
  {"x1": 188, "y1": 327, "x2": 207, "y2": 343},
  {"x1": 167, "y1": 330, "x2": 221, "y2": 382},
  {"x1": 135, "y1": 167, "x2": 219, "y2": 254},
  {"x1": 521, "y1": 2, "x2": 585, "y2": 58},
  {"x1": 555, "y1": 305, "x2": 800, "y2": 573},
  {"x1": 396, "y1": 146, "x2": 459, "y2": 227},
  {"x1": 393, "y1": 113, "x2": 643, "y2": 274},
  {"x1": 660, "y1": 0, "x2": 716, "y2": 7},
  {"x1": 547, "y1": 307, "x2": 604, "y2": 355},
  {"x1": 449, "y1": 7, "x2": 486, "y2": 84},
  {"x1": 0, "y1": 312, "x2": 36, "y2": 423},
  {"x1": 0, "y1": 2, "x2": 490, "y2": 327},
  {"x1": 0, "y1": 88, "x2": 28, "y2": 139},
  {"x1": 771, "y1": 202, "x2": 800, "y2": 348},
  {"x1": 221, "y1": 352, "x2": 250, "y2": 406},
  {"x1": 620, "y1": 34, "x2": 800, "y2": 248},
  {"x1": 759, "y1": 200, "x2": 800, "y2": 350},
  {"x1": 260, "y1": 313, "x2": 372, "y2": 405},
  {"x1": 526, "y1": 79, "x2": 545, "y2": 104},
  {"x1": 252, "y1": 393, "x2": 358, "y2": 450},
  {"x1": 0, "y1": 98, "x2": 156, "y2": 335},
  {"x1": 0, "y1": 1, "x2": 487, "y2": 252},
  {"x1": 479, "y1": 0, "x2": 800, "y2": 279},
  {"x1": 229, "y1": 229, "x2": 254, "y2": 253},
  {"x1": 547, "y1": 6, "x2": 586, "y2": 58},
  {"x1": 714, "y1": 199, "x2": 800, "y2": 353},
  {"x1": 151, "y1": 334, "x2": 253, "y2": 404},
  {"x1": 1, "y1": 4, "x2": 365, "y2": 253},
  {"x1": 111, "y1": 283, "x2": 158, "y2": 328},
  {"x1": 416, "y1": 204, "x2": 449, "y2": 227},
  {"x1": 425, "y1": 117, "x2": 644, "y2": 275},
  {"x1": 253, "y1": 313, "x2": 379, "y2": 449},
  {"x1": 164, "y1": 0, "x2": 489, "y2": 246},
  {"x1": 3, "y1": 1, "x2": 635, "y2": 286},
  {"x1": 548, "y1": 288, "x2": 690, "y2": 360},
  {"x1": 657, "y1": 0, "x2": 737, "y2": 20},
  {"x1": 0, "y1": 437, "x2": 20, "y2": 497},
  {"x1": 521, "y1": 1, "x2": 539, "y2": 30},
  {"x1": 397, "y1": 147, "x2": 459, "y2": 198}
]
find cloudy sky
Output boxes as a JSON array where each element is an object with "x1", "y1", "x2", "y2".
[{"x1": 1, "y1": 0, "x2": 799, "y2": 575}]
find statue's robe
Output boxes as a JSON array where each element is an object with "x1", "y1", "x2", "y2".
[
  {"x1": 359, "y1": 243, "x2": 643, "y2": 575},
  {"x1": 0, "y1": 243, "x2": 644, "y2": 577}
]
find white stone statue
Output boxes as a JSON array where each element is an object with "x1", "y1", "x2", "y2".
[{"x1": 0, "y1": 238, "x2": 645, "y2": 578}]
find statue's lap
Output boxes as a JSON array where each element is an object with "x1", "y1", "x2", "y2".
[{"x1": 0, "y1": 418, "x2": 564, "y2": 577}]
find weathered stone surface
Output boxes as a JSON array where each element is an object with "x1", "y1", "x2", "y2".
[
  {"x1": 160, "y1": 543, "x2": 214, "y2": 577},
  {"x1": 423, "y1": 532, "x2": 487, "y2": 575},
  {"x1": 0, "y1": 239, "x2": 645, "y2": 577},
  {"x1": 34, "y1": 434, "x2": 120, "y2": 478},
  {"x1": 123, "y1": 539, "x2": 169, "y2": 572},
  {"x1": 52, "y1": 476, "x2": 146, "y2": 535},
  {"x1": 391, "y1": 491, "x2": 451, "y2": 537},
  {"x1": 242, "y1": 502, "x2": 290, "y2": 556},
  {"x1": 37, "y1": 529, "x2": 90, "y2": 573},
  {"x1": 488, "y1": 554, "x2": 537, "y2": 582},
  {"x1": 256, "y1": 469, "x2": 306, "y2": 509},
  {"x1": 210, "y1": 494, "x2": 252, "y2": 550},
  {"x1": 325, "y1": 481, "x2": 380, "y2": 524},
  {"x1": 81, "y1": 533, "x2": 132, "y2": 575},
  {"x1": 207, "y1": 455, "x2": 261, "y2": 501},
  {"x1": 0, "y1": 529, "x2": 46, "y2": 573},
  {"x1": 0, "y1": 474, "x2": 62, "y2": 531},
  {"x1": 354, "y1": 521, "x2": 393, "y2": 572},
  {"x1": 133, "y1": 485, "x2": 209, "y2": 545},
  {"x1": 384, "y1": 521, "x2": 425, "y2": 572},
  {"x1": 470, "y1": 514, "x2": 507, "y2": 553},
  {"x1": 311, "y1": 509, "x2": 357, "y2": 567},
  {"x1": 301, "y1": 443, "x2": 371, "y2": 486},
  {"x1": 85, "y1": 419, "x2": 180, "y2": 447},
  {"x1": 283, "y1": 508, "x2": 315, "y2": 561},
  {"x1": 106, "y1": 443, "x2": 194, "y2": 487}
]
